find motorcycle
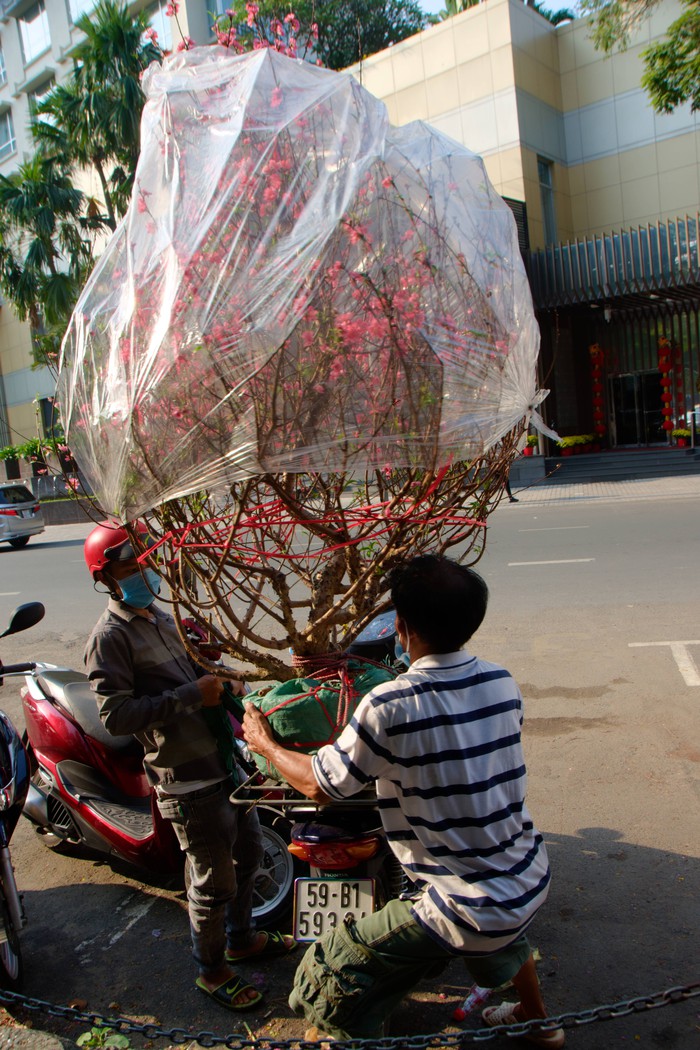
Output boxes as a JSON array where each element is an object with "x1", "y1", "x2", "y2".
[
  {"x1": 234, "y1": 610, "x2": 410, "y2": 943},
  {"x1": 0, "y1": 602, "x2": 45, "y2": 988},
  {"x1": 17, "y1": 607, "x2": 296, "y2": 925}
]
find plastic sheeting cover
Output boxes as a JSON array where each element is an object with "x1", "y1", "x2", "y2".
[{"x1": 57, "y1": 46, "x2": 541, "y2": 520}]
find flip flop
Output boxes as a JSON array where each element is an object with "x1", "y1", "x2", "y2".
[
  {"x1": 195, "y1": 973, "x2": 263, "y2": 1012},
  {"x1": 226, "y1": 930, "x2": 296, "y2": 963}
]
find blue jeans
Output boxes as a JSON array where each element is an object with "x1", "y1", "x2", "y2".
[{"x1": 156, "y1": 778, "x2": 264, "y2": 976}]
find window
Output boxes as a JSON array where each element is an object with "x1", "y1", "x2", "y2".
[
  {"x1": 19, "y1": 1, "x2": 51, "y2": 67},
  {"x1": 537, "y1": 157, "x2": 557, "y2": 246},
  {"x1": 29, "y1": 75, "x2": 55, "y2": 117},
  {"x1": 0, "y1": 109, "x2": 16, "y2": 162},
  {"x1": 0, "y1": 484, "x2": 35, "y2": 506},
  {"x1": 0, "y1": 43, "x2": 6, "y2": 87},
  {"x1": 143, "y1": 1, "x2": 173, "y2": 51},
  {"x1": 68, "y1": 0, "x2": 97, "y2": 22}
]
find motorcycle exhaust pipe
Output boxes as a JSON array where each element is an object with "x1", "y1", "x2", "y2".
[{"x1": 22, "y1": 781, "x2": 50, "y2": 827}]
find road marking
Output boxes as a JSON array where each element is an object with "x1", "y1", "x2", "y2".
[
  {"x1": 507, "y1": 558, "x2": 595, "y2": 566},
  {"x1": 75, "y1": 892, "x2": 160, "y2": 965},
  {"x1": 0, "y1": 592, "x2": 20, "y2": 597},
  {"x1": 518, "y1": 526, "x2": 591, "y2": 532},
  {"x1": 629, "y1": 641, "x2": 700, "y2": 687}
]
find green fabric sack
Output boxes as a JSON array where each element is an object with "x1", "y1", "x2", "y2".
[{"x1": 242, "y1": 659, "x2": 397, "y2": 782}]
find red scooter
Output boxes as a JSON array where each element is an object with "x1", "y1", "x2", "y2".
[{"x1": 18, "y1": 609, "x2": 297, "y2": 925}]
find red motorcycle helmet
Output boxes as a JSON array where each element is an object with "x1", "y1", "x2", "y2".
[{"x1": 84, "y1": 521, "x2": 150, "y2": 578}]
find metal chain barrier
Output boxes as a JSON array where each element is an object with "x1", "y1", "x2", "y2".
[{"x1": 0, "y1": 982, "x2": 697, "y2": 1048}]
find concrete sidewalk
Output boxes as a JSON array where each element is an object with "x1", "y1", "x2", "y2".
[{"x1": 509, "y1": 472, "x2": 700, "y2": 505}]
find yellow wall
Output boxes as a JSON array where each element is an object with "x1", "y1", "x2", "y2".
[{"x1": 351, "y1": 0, "x2": 698, "y2": 248}]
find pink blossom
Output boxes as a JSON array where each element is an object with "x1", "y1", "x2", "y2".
[
  {"x1": 381, "y1": 176, "x2": 392, "y2": 189},
  {"x1": 271, "y1": 87, "x2": 283, "y2": 108},
  {"x1": 144, "y1": 26, "x2": 158, "y2": 42},
  {"x1": 165, "y1": 1, "x2": 179, "y2": 15},
  {"x1": 176, "y1": 36, "x2": 195, "y2": 51}
]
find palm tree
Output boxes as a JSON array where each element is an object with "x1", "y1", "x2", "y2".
[
  {"x1": 525, "y1": 0, "x2": 576, "y2": 24},
  {"x1": 440, "y1": 0, "x2": 480, "y2": 14},
  {"x1": 0, "y1": 154, "x2": 89, "y2": 332},
  {"x1": 0, "y1": 1, "x2": 163, "y2": 367},
  {"x1": 31, "y1": 0, "x2": 161, "y2": 226}
]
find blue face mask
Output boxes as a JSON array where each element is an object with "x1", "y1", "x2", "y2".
[
  {"x1": 118, "y1": 568, "x2": 161, "y2": 609},
  {"x1": 394, "y1": 637, "x2": 411, "y2": 669}
]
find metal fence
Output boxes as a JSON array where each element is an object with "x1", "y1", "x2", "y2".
[{"x1": 526, "y1": 214, "x2": 699, "y2": 309}]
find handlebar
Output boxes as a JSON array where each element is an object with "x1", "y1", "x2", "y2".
[{"x1": 0, "y1": 663, "x2": 36, "y2": 675}]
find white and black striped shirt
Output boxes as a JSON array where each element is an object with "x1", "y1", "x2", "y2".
[{"x1": 312, "y1": 651, "x2": 551, "y2": 954}]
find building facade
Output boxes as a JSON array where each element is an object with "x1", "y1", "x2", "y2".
[
  {"x1": 0, "y1": 0, "x2": 225, "y2": 460},
  {"x1": 0, "y1": 0, "x2": 698, "y2": 465},
  {"x1": 350, "y1": 0, "x2": 699, "y2": 448}
]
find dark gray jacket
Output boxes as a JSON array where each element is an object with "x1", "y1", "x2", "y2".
[{"x1": 85, "y1": 599, "x2": 228, "y2": 788}]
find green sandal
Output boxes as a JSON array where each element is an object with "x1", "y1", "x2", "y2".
[
  {"x1": 226, "y1": 930, "x2": 296, "y2": 963},
  {"x1": 195, "y1": 974, "x2": 263, "y2": 1012}
]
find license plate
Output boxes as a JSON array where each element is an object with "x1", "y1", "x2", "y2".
[{"x1": 293, "y1": 878, "x2": 374, "y2": 941}]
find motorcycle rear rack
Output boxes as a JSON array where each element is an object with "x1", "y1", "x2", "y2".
[{"x1": 229, "y1": 773, "x2": 378, "y2": 813}]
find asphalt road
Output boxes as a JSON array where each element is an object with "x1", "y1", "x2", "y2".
[{"x1": 0, "y1": 496, "x2": 698, "y2": 1048}]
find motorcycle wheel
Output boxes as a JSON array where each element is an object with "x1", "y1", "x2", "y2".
[
  {"x1": 253, "y1": 810, "x2": 300, "y2": 927},
  {"x1": 0, "y1": 901, "x2": 23, "y2": 989},
  {"x1": 181, "y1": 810, "x2": 300, "y2": 926}
]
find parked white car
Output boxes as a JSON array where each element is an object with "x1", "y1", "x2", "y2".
[{"x1": 0, "y1": 483, "x2": 45, "y2": 548}]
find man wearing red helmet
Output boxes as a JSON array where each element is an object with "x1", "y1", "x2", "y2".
[{"x1": 84, "y1": 522, "x2": 295, "y2": 1012}]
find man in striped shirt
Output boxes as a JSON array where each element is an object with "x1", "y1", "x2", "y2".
[{"x1": 243, "y1": 555, "x2": 564, "y2": 1047}]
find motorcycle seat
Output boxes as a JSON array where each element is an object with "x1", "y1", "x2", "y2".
[{"x1": 36, "y1": 669, "x2": 138, "y2": 752}]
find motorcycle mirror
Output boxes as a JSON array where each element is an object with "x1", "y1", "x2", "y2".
[{"x1": 1, "y1": 602, "x2": 45, "y2": 638}]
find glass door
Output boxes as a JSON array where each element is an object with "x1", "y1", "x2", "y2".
[{"x1": 610, "y1": 372, "x2": 664, "y2": 446}]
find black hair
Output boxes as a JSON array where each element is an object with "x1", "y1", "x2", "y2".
[{"x1": 386, "y1": 555, "x2": 488, "y2": 652}]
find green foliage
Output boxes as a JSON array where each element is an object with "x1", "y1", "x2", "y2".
[
  {"x1": 33, "y1": 0, "x2": 161, "y2": 221},
  {"x1": 76, "y1": 1026, "x2": 130, "y2": 1048},
  {"x1": 580, "y1": 0, "x2": 700, "y2": 112},
  {"x1": 0, "y1": 445, "x2": 21, "y2": 462},
  {"x1": 641, "y1": 1, "x2": 700, "y2": 112},
  {"x1": 672, "y1": 427, "x2": 691, "y2": 438},
  {"x1": 438, "y1": 0, "x2": 575, "y2": 22},
  {"x1": 526, "y1": 434, "x2": 539, "y2": 447},
  {"x1": 0, "y1": 153, "x2": 90, "y2": 347},
  {"x1": 14, "y1": 437, "x2": 46, "y2": 461},
  {"x1": 438, "y1": 0, "x2": 479, "y2": 17},
  {"x1": 556, "y1": 433, "x2": 596, "y2": 448},
  {"x1": 0, "y1": 1, "x2": 163, "y2": 370},
  {"x1": 229, "y1": 0, "x2": 430, "y2": 69}
]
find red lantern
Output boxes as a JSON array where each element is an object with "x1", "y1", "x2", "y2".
[
  {"x1": 594, "y1": 423, "x2": 606, "y2": 435},
  {"x1": 658, "y1": 357, "x2": 671, "y2": 370},
  {"x1": 592, "y1": 381, "x2": 603, "y2": 394},
  {"x1": 662, "y1": 420, "x2": 674, "y2": 431},
  {"x1": 661, "y1": 377, "x2": 671, "y2": 388},
  {"x1": 662, "y1": 393, "x2": 672, "y2": 404},
  {"x1": 593, "y1": 395, "x2": 604, "y2": 407}
]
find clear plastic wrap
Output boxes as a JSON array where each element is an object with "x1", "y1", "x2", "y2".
[{"x1": 58, "y1": 46, "x2": 541, "y2": 520}]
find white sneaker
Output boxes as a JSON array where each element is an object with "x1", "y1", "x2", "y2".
[{"x1": 482, "y1": 1001, "x2": 565, "y2": 1047}]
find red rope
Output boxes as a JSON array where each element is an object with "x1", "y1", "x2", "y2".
[
  {"x1": 141, "y1": 493, "x2": 485, "y2": 567},
  {"x1": 253, "y1": 654, "x2": 393, "y2": 749}
]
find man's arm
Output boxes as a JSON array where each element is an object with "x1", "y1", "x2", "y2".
[
  {"x1": 242, "y1": 703, "x2": 332, "y2": 804},
  {"x1": 87, "y1": 626, "x2": 221, "y2": 736}
]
